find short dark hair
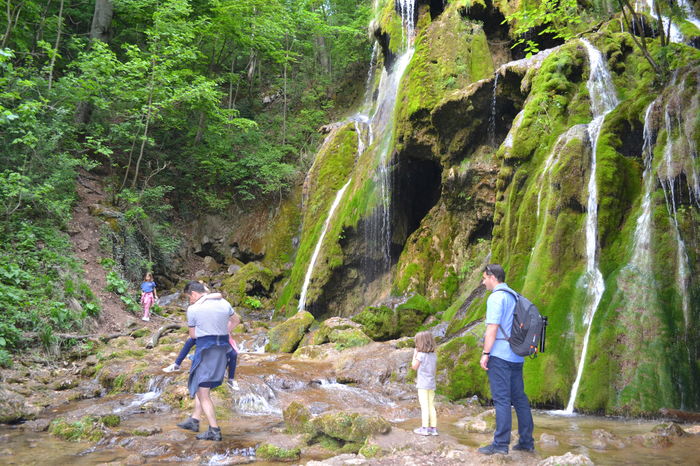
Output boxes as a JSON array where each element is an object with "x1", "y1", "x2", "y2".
[
  {"x1": 483, "y1": 264, "x2": 506, "y2": 283},
  {"x1": 184, "y1": 280, "x2": 207, "y2": 294}
]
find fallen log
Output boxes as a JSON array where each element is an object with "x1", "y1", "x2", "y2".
[{"x1": 146, "y1": 324, "x2": 183, "y2": 348}]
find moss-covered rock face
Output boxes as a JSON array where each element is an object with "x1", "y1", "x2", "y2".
[
  {"x1": 220, "y1": 262, "x2": 278, "y2": 308},
  {"x1": 263, "y1": 0, "x2": 699, "y2": 415},
  {"x1": 309, "y1": 411, "x2": 391, "y2": 443},
  {"x1": 265, "y1": 311, "x2": 315, "y2": 353},
  {"x1": 311, "y1": 317, "x2": 364, "y2": 345}
]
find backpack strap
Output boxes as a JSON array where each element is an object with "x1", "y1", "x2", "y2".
[{"x1": 493, "y1": 289, "x2": 519, "y2": 341}]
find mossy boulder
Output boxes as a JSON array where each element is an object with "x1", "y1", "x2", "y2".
[
  {"x1": 265, "y1": 311, "x2": 315, "y2": 353},
  {"x1": 312, "y1": 317, "x2": 364, "y2": 345},
  {"x1": 256, "y1": 443, "x2": 301, "y2": 461},
  {"x1": 292, "y1": 344, "x2": 340, "y2": 361},
  {"x1": 328, "y1": 328, "x2": 372, "y2": 351},
  {"x1": 48, "y1": 416, "x2": 103, "y2": 442},
  {"x1": 283, "y1": 401, "x2": 311, "y2": 434},
  {"x1": 221, "y1": 262, "x2": 277, "y2": 307},
  {"x1": 352, "y1": 294, "x2": 433, "y2": 341},
  {"x1": 309, "y1": 411, "x2": 391, "y2": 443}
]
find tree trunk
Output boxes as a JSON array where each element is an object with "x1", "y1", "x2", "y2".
[
  {"x1": 1, "y1": 0, "x2": 24, "y2": 49},
  {"x1": 89, "y1": 0, "x2": 113, "y2": 42},
  {"x1": 46, "y1": 0, "x2": 64, "y2": 92}
]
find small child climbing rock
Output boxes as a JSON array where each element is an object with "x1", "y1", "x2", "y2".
[
  {"x1": 140, "y1": 272, "x2": 158, "y2": 322},
  {"x1": 412, "y1": 331, "x2": 438, "y2": 436}
]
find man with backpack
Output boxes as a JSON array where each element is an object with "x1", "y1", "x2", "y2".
[{"x1": 478, "y1": 264, "x2": 535, "y2": 455}]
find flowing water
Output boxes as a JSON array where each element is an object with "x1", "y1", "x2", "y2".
[
  {"x1": 641, "y1": 0, "x2": 684, "y2": 43},
  {"x1": 298, "y1": 180, "x2": 352, "y2": 312},
  {"x1": 558, "y1": 39, "x2": 619, "y2": 415},
  {"x1": 489, "y1": 72, "x2": 499, "y2": 147}
]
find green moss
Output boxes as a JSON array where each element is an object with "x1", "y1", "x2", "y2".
[
  {"x1": 265, "y1": 311, "x2": 315, "y2": 353},
  {"x1": 330, "y1": 328, "x2": 372, "y2": 351},
  {"x1": 359, "y1": 442, "x2": 381, "y2": 458},
  {"x1": 256, "y1": 443, "x2": 301, "y2": 461},
  {"x1": 221, "y1": 262, "x2": 276, "y2": 307},
  {"x1": 100, "y1": 414, "x2": 120, "y2": 428},
  {"x1": 275, "y1": 123, "x2": 358, "y2": 313},
  {"x1": 283, "y1": 401, "x2": 311, "y2": 434},
  {"x1": 49, "y1": 416, "x2": 103, "y2": 442},
  {"x1": 309, "y1": 411, "x2": 391, "y2": 443}
]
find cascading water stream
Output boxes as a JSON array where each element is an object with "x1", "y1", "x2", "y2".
[
  {"x1": 363, "y1": 1, "x2": 416, "y2": 277},
  {"x1": 641, "y1": 0, "x2": 684, "y2": 43},
  {"x1": 489, "y1": 72, "x2": 499, "y2": 146},
  {"x1": 629, "y1": 102, "x2": 657, "y2": 274},
  {"x1": 660, "y1": 107, "x2": 691, "y2": 330},
  {"x1": 297, "y1": 179, "x2": 352, "y2": 312},
  {"x1": 559, "y1": 39, "x2": 619, "y2": 415}
]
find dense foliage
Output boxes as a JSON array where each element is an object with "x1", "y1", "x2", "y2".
[{"x1": 0, "y1": 0, "x2": 370, "y2": 355}]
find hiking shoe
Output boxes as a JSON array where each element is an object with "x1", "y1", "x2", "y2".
[
  {"x1": 429, "y1": 427, "x2": 439, "y2": 436},
  {"x1": 512, "y1": 444, "x2": 535, "y2": 452},
  {"x1": 162, "y1": 363, "x2": 181, "y2": 373},
  {"x1": 477, "y1": 444, "x2": 508, "y2": 455},
  {"x1": 413, "y1": 427, "x2": 431, "y2": 436},
  {"x1": 196, "y1": 427, "x2": 222, "y2": 441},
  {"x1": 226, "y1": 379, "x2": 240, "y2": 391},
  {"x1": 176, "y1": 417, "x2": 200, "y2": 432},
  {"x1": 141, "y1": 316, "x2": 150, "y2": 322}
]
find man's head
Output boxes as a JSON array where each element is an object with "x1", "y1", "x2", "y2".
[
  {"x1": 482, "y1": 264, "x2": 505, "y2": 291},
  {"x1": 183, "y1": 280, "x2": 207, "y2": 304}
]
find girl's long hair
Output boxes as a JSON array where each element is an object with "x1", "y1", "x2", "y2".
[
  {"x1": 144, "y1": 272, "x2": 153, "y2": 281},
  {"x1": 415, "y1": 331, "x2": 436, "y2": 353}
]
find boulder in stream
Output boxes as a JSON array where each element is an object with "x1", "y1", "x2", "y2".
[
  {"x1": 266, "y1": 311, "x2": 315, "y2": 353},
  {"x1": 537, "y1": 452, "x2": 594, "y2": 465},
  {"x1": 309, "y1": 411, "x2": 390, "y2": 443},
  {"x1": 0, "y1": 388, "x2": 39, "y2": 423}
]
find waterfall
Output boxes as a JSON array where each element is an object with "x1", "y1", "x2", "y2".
[
  {"x1": 641, "y1": 0, "x2": 684, "y2": 43},
  {"x1": 660, "y1": 107, "x2": 691, "y2": 330},
  {"x1": 560, "y1": 39, "x2": 619, "y2": 415},
  {"x1": 298, "y1": 179, "x2": 352, "y2": 312},
  {"x1": 363, "y1": 0, "x2": 416, "y2": 277},
  {"x1": 677, "y1": 0, "x2": 700, "y2": 30},
  {"x1": 489, "y1": 72, "x2": 499, "y2": 146},
  {"x1": 629, "y1": 102, "x2": 657, "y2": 274}
]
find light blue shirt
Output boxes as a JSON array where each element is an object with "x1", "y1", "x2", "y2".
[{"x1": 485, "y1": 283, "x2": 524, "y2": 363}]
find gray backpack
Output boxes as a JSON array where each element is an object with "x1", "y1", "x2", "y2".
[{"x1": 497, "y1": 289, "x2": 547, "y2": 358}]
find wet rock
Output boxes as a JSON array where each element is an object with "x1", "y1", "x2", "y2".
[
  {"x1": 227, "y1": 264, "x2": 241, "y2": 275},
  {"x1": 157, "y1": 292, "x2": 183, "y2": 307},
  {"x1": 591, "y1": 429, "x2": 625, "y2": 449},
  {"x1": 284, "y1": 401, "x2": 311, "y2": 433},
  {"x1": 651, "y1": 422, "x2": 686, "y2": 437},
  {"x1": 123, "y1": 454, "x2": 145, "y2": 465},
  {"x1": 632, "y1": 432, "x2": 672, "y2": 448},
  {"x1": 265, "y1": 311, "x2": 315, "y2": 353},
  {"x1": 293, "y1": 344, "x2": 340, "y2": 361},
  {"x1": 54, "y1": 378, "x2": 80, "y2": 391},
  {"x1": 311, "y1": 317, "x2": 364, "y2": 345},
  {"x1": 306, "y1": 453, "x2": 367, "y2": 465},
  {"x1": 538, "y1": 433, "x2": 559, "y2": 446},
  {"x1": 203, "y1": 255, "x2": 220, "y2": 272},
  {"x1": 132, "y1": 426, "x2": 162, "y2": 436},
  {"x1": 0, "y1": 388, "x2": 39, "y2": 423},
  {"x1": 22, "y1": 418, "x2": 51, "y2": 432},
  {"x1": 455, "y1": 409, "x2": 495, "y2": 433},
  {"x1": 333, "y1": 342, "x2": 412, "y2": 385},
  {"x1": 328, "y1": 328, "x2": 372, "y2": 350},
  {"x1": 256, "y1": 443, "x2": 301, "y2": 461},
  {"x1": 309, "y1": 411, "x2": 390, "y2": 443},
  {"x1": 685, "y1": 425, "x2": 700, "y2": 435},
  {"x1": 537, "y1": 452, "x2": 593, "y2": 465}
]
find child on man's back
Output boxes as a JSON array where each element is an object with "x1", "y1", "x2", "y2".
[{"x1": 412, "y1": 331, "x2": 438, "y2": 436}]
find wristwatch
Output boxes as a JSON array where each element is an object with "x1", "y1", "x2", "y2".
[{"x1": 482, "y1": 352, "x2": 490, "y2": 356}]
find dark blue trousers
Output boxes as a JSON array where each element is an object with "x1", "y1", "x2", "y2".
[{"x1": 487, "y1": 356, "x2": 534, "y2": 449}]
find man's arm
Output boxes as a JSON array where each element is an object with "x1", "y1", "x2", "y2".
[
  {"x1": 189, "y1": 326, "x2": 197, "y2": 339},
  {"x1": 227, "y1": 312, "x2": 240, "y2": 333},
  {"x1": 480, "y1": 324, "x2": 499, "y2": 370}
]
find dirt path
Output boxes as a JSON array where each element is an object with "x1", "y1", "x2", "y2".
[{"x1": 68, "y1": 171, "x2": 144, "y2": 333}]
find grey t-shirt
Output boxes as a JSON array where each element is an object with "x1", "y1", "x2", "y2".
[
  {"x1": 187, "y1": 293, "x2": 235, "y2": 338},
  {"x1": 416, "y1": 351, "x2": 437, "y2": 390}
]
